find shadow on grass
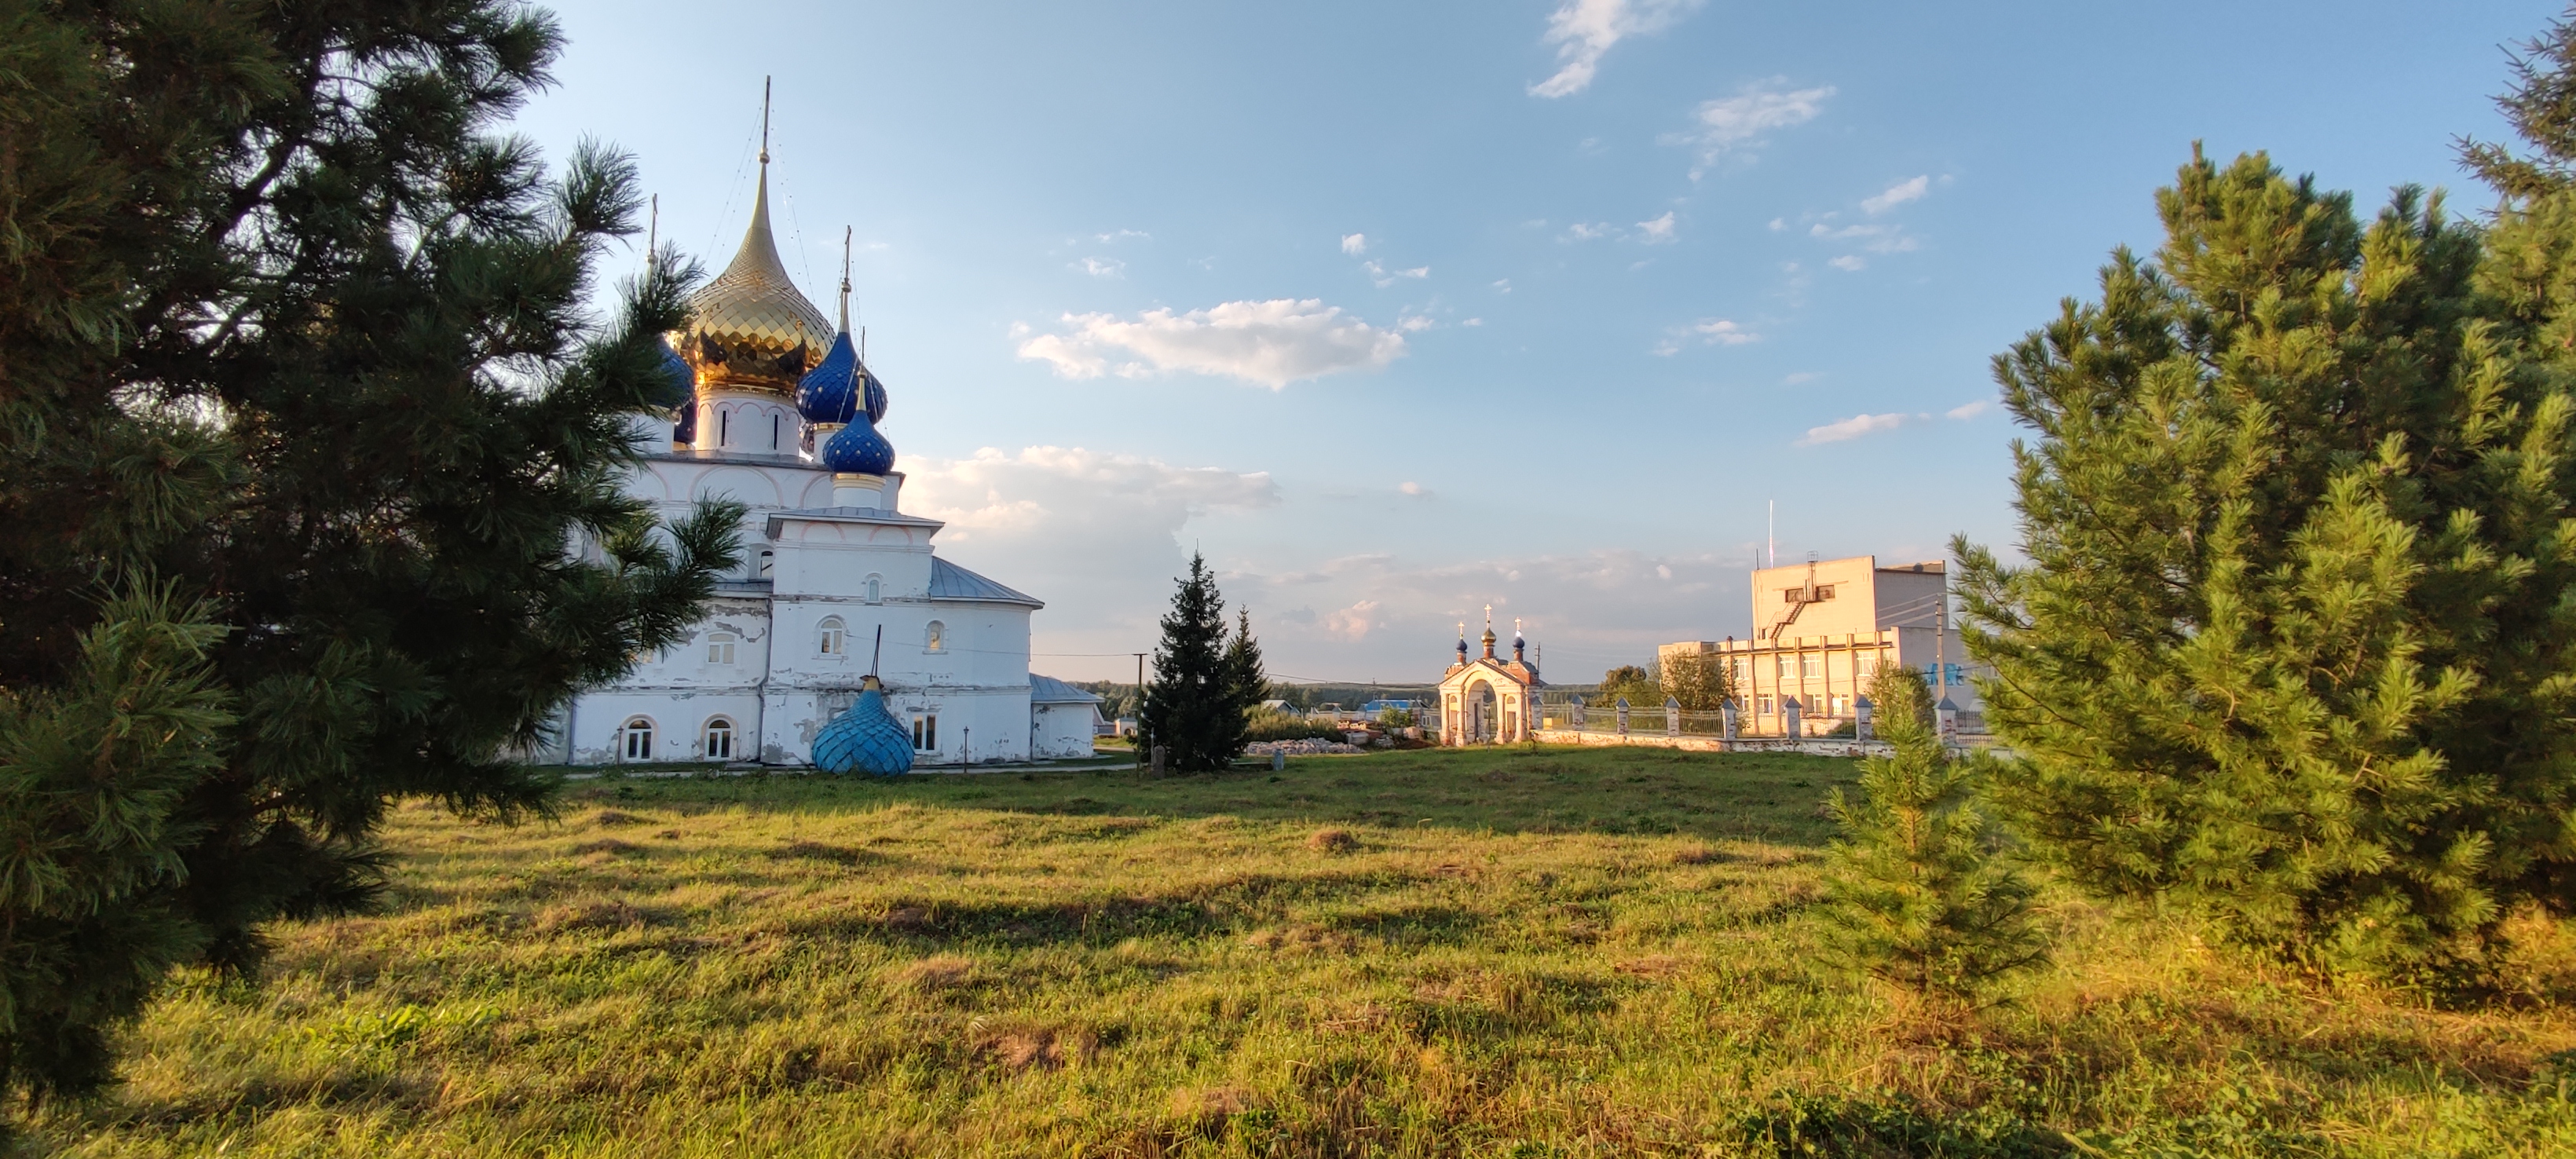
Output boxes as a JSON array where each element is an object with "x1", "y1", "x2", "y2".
[{"x1": 570, "y1": 745, "x2": 1861, "y2": 846}]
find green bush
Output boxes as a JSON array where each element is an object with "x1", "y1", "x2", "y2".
[{"x1": 1245, "y1": 713, "x2": 1348, "y2": 743}]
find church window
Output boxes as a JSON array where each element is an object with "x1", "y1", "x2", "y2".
[
  {"x1": 702, "y1": 717, "x2": 734, "y2": 761},
  {"x1": 925, "y1": 620, "x2": 946, "y2": 653},
  {"x1": 817, "y1": 616, "x2": 846, "y2": 656},
  {"x1": 719, "y1": 408, "x2": 730, "y2": 447},
  {"x1": 864, "y1": 574, "x2": 883, "y2": 604},
  {"x1": 913, "y1": 714, "x2": 938, "y2": 751},
  {"x1": 707, "y1": 632, "x2": 737, "y2": 665},
  {"x1": 620, "y1": 717, "x2": 655, "y2": 761},
  {"x1": 771, "y1": 412, "x2": 781, "y2": 450},
  {"x1": 757, "y1": 549, "x2": 774, "y2": 579}
]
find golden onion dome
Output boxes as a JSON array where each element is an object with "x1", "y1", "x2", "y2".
[{"x1": 676, "y1": 166, "x2": 831, "y2": 396}]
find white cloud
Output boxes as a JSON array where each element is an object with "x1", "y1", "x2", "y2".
[
  {"x1": 1673, "y1": 79, "x2": 1834, "y2": 177},
  {"x1": 899, "y1": 447, "x2": 1279, "y2": 673},
  {"x1": 1635, "y1": 211, "x2": 1677, "y2": 243},
  {"x1": 1075, "y1": 256, "x2": 1124, "y2": 278},
  {"x1": 1341, "y1": 233, "x2": 1368, "y2": 256},
  {"x1": 1783, "y1": 371, "x2": 1820, "y2": 385},
  {"x1": 1768, "y1": 217, "x2": 1787, "y2": 231},
  {"x1": 1564, "y1": 221, "x2": 1613, "y2": 241},
  {"x1": 1363, "y1": 260, "x2": 1429, "y2": 287},
  {"x1": 1014, "y1": 299, "x2": 1409, "y2": 389},
  {"x1": 1491, "y1": 279, "x2": 1512, "y2": 294},
  {"x1": 1462, "y1": 317, "x2": 1484, "y2": 327},
  {"x1": 1798, "y1": 411, "x2": 1926, "y2": 446},
  {"x1": 1399, "y1": 481, "x2": 1427, "y2": 495},
  {"x1": 1691, "y1": 318, "x2": 1756, "y2": 345},
  {"x1": 1862, "y1": 175, "x2": 1930, "y2": 214},
  {"x1": 1529, "y1": 0, "x2": 1704, "y2": 98},
  {"x1": 1946, "y1": 400, "x2": 1992, "y2": 420},
  {"x1": 1828, "y1": 254, "x2": 1866, "y2": 272},
  {"x1": 1398, "y1": 315, "x2": 1434, "y2": 332},
  {"x1": 1324, "y1": 600, "x2": 1383, "y2": 641},
  {"x1": 1096, "y1": 229, "x2": 1151, "y2": 243}
]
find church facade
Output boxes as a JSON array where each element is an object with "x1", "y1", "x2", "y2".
[{"x1": 553, "y1": 152, "x2": 1096, "y2": 766}]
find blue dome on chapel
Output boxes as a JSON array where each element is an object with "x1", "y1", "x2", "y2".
[
  {"x1": 796, "y1": 330, "x2": 861, "y2": 425},
  {"x1": 822, "y1": 413, "x2": 896, "y2": 476}
]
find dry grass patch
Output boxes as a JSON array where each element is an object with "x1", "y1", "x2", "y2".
[
  {"x1": 1305, "y1": 826, "x2": 1359, "y2": 854},
  {"x1": 589, "y1": 809, "x2": 653, "y2": 827},
  {"x1": 887, "y1": 954, "x2": 975, "y2": 993},
  {"x1": 566, "y1": 838, "x2": 642, "y2": 857}
]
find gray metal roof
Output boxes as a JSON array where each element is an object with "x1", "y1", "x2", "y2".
[
  {"x1": 1030, "y1": 674, "x2": 1100, "y2": 704},
  {"x1": 929, "y1": 557, "x2": 1044, "y2": 608}
]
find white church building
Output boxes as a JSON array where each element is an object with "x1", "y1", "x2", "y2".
[{"x1": 553, "y1": 148, "x2": 1097, "y2": 766}]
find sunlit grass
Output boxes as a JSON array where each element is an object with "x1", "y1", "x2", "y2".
[{"x1": 39, "y1": 746, "x2": 2576, "y2": 1157}]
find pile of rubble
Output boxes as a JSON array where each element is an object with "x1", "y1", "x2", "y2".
[{"x1": 1246, "y1": 738, "x2": 1364, "y2": 756}]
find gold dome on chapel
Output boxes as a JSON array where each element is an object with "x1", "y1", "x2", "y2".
[{"x1": 677, "y1": 166, "x2": 832, "y2": 396}]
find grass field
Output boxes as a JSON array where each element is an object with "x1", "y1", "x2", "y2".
[{"x1": 36, "y1": 745, "x2": 2576, "y2": 1157}]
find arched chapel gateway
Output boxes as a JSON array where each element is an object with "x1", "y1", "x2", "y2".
[
  {"x1": 1438, "y1": 611, "x2": 1542, "y2": 745},
  {"x1": 549, "y1": 126, "x2": 1098, "y2": 766}
]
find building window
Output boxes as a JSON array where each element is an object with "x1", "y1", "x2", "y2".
[
  {"x1": 757, "y1": 549, "x2": 774, "y2": 579},
  {"x1": 817, "y1": 616, "x2": 846, "y2": 656},
  {"x1": 864, "y1": 574, "x2": 883, "y2": 604},
  {"x1": 719, "y1": 408, "x2": 729, "y2": 447},
  {"x1": 620, "y1": 717, "x2": 655, "y2": 761},
  {"x1": 771, "y1": 412, "x2": 781, "y2": 450},
  {"x1": 707, "y1": 632, "x2": 737, "y2": 665},
  {"x1": 702, "y1": 717, "x2": 734, "y2": 761},
  {"x1": 925, "y1": 620, "x2": 946, "y2": 653},
  {"x1": 1776, "y1": 655, "x2": 1794, "y2": 678},
  {"x1": 1800, "y1": 654, "x2": 1823, "y2": 678},
  {"x1": 913, "y1": 714, "x2": 938, "y2": 751},
  {"x1": 1755, "y1": 696, "x2": 1774, "y2": 715}
]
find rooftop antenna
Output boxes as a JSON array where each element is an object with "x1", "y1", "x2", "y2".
[{"x1": 1767, "y1": 499, "x2": 1776, "y2": 569}]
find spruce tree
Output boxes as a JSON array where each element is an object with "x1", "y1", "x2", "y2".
[
  {"x1": 1821, "y1": 705, "x2": 2047, "y2": 1009},
  {"x1": 0, "y1": 2, "x2": 736, "y2": 1104},
  {"x1": 1953, "y1": 142, "x2": 2574, "y2": 975},
  {"x1": 1223, "y1": 608, "x2": 1269, "y2": 737},
  {"x1": 1867, "y1": 663, "x2": 1935, "y2": 734},
  {"x1": 1140, "y1": 554, "x2": 1249, "y2": 772}
]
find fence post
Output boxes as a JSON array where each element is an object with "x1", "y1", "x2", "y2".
[
  {"x1": 1151, "y1": 744, "x2": 1167, "y2": 778},
  {"x1": 1665, "y1": 696, "x2": 1680, "y2": 739},
  {"x1": 1853, "y1": 694, "x2": 1874, "y2": 741},
  {"x1": 1721, "y1": 699, "x2": 1738, "y2": 748},
  {"x1": 1615, "y1": 696, "x2": 1630, "y2": 741},
  {"x1": 1784, "y1": 697, "x2": 1802, "y2": 741},
  {"x1": 1572, "y1": 695, "x2": 1586, "y2": 731}
]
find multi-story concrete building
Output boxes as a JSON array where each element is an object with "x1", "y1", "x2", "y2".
[{"x1": 1658, "y1": 555, "x2": 1981, "y2": 737}]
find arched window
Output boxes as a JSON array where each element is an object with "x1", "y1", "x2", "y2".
[
  {"x1": 620, "y1": 717, "x2": 655, "y2": 762},
  {"x1": 757, "y1": 549, "x2": 774, "y2": 579},
  {"x1": 817, "y1": 616, "x2": 846, "y2": 656},
  {"x1": 864, "y1": 574, "x2": 883, "y2": 604},
  {"x1": 719, "y1": 407, "x2": 730, "y2": 447},
  {"x1": 771, "y1": 411, "x2": 781, "y2": 450},
  {"x1": 924, "y1": 620, "x2": 946, "y2": 653},
  {"x1": 702, "y1": 716, "x2": 734, "y2": 761},
  {"x1": 707, "y1": 632, "x2": 737, "y2": 665}
]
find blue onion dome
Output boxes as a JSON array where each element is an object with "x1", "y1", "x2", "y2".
[
  {"x1": 649, "y1": 337, "x2": 696, "y2": 408},
  {"x1": 821, "y1": 412, "x2": 896, "y2": 476},
  {"x1": 858, "y1": 362, "x2": 889, "y2": 423},
  {"x1": 796, "y1": 329, "x2": 862, "y2": 424},
  {"x1": 811, "y1": 676, "x2": 913, "y2": 775}
]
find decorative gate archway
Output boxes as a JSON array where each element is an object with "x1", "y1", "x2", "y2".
[{"x1": 1438, "y1": 607, "x2": 1542, "y2": 746}]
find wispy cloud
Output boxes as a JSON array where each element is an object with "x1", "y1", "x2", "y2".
[
  {"x1": 1635, "y1": 211, "x2": 1678, "y2": 243},
  {"x1": 1363, "y1": 260, "x2": 1429, "y2": 287},
  {"x1": 1828, "y1": 254, "x2": 1866, "y2": 272},
  {"x1": 1798, "y1": 411, "x2": 1926, "y2": 446},
  {"x1": 1341, "y1": 233, "x2": 1368, "y2": 256},
  {"x1": 1095, "y1": 229, "x2": 1151, "y2": 244},
  {"x1": 1946, "y1": 400, "x2": 1991, "y2": 420},
  {"x1": 1074, "y1": 256, "x2": 1125, "y2": 278},
  {"x1": 1862, "y1": 175, "x2": 1930, "y2": 214},
  {"x1": 1013, "y1": 299, "x2": 1408, "y2": 389},
  {"x1": 1529, "y1": 0, "x2": 1705, "y2": 98},
  {"x1": 1564, "y1": 221, "x2": 1614, "y2": 242},
  {"x1": 1671, "y1": 79, "x2": 1834, "y2": 177},
  {"x1": 1654, "y1": 317, "x2": 1758, "y2": 355}
]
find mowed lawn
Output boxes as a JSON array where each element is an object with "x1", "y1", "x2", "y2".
[{"x1": 41, "y1": 746, "x2": 2576, "y2": 1157}]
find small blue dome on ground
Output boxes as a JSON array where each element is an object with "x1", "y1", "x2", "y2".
[
  {"x1": 811, "y1": 685, "x2": 912, "y2": 775},
  {"x1": 822, "y1": 413, "x2": 896, "y2": 475},
  {"x1": 796, "y1": 330, "x2": 862, "y2": 425}
]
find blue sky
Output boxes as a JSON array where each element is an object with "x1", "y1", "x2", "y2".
[{"x1": 517, "y1": 0, "x2": 2552, "y2": 683}]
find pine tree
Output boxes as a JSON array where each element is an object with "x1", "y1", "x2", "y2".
[
  {"x1": 1140, "y1": 554, "x2": 1248, "y2": 772},
  {"x1": 1867, "y1": 663, "x2": 1934, "y2": 734},
  {"x1": 1222, "y1": 608, "x2": 1268, "y2": 740},
  {"x1": 1953, "y1": 141, "x2": 2575, "y2": 976},
  {"x1": 1821, "y1": 705, "x2": 2047, "y2": 1010},
  {"x1": 0, "y1": 2, "x2": 737, "y2": 1105}
]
